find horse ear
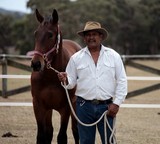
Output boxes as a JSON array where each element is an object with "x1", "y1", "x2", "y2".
[
  {"x1": 35, "y1": 9, "x2": 44, "y2": 23},
  {"x1": 52, "y1": 9, "x2": 58, "y2": 24}
]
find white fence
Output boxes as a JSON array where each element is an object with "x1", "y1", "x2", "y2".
[{"x1": 0, "y1": 54, "x2": 160, "y2": 98}]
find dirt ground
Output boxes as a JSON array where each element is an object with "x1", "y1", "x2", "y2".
[{"x1": 0, "y1": 60, "x2": 160, "y2": 144}]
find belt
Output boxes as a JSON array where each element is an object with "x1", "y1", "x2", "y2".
[{"x1": 77, "y1": 97, "x2": 112, "y2": 105}]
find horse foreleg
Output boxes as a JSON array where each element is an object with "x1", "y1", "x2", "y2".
[
  {"x1": 57, "y1": 108, "x2": 70, "y2": 144},
  {"x1": 33, "y1": 103, "x2": 53, "y2": 144},
  {"x1": 44, "y1": 110, "x2": 53, "y2": 143}
]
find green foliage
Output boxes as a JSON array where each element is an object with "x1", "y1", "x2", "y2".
[
  {"x1": 0, "y1": 14, "x2": 14, "y2": 53},
  {"x1": 0, "y1": 0, "x2": 160, "y2": 55}
]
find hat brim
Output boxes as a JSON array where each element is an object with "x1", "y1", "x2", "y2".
[{"x1": 77, "y1": 28, "x2": 108, "y2": 40}]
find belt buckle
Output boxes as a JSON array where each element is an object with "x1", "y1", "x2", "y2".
[{"x1": 92, "y1": 99, "x2": 99, "y2": 105}]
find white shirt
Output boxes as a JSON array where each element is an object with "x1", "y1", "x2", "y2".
[{"x1": 66, "y1": 45, "x2": 127, "y2": 106}]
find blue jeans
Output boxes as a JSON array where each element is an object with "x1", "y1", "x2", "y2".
[{"x1": 76, "y1": 97, "x2": 114, "y2": 144}]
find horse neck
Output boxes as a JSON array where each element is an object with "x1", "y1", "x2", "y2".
[{"x1": 50, "y1": 37, "x2": 66, "y2": 72}]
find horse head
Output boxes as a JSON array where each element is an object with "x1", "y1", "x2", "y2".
[{"x1": 31, "y1": 9, "x2": 61, "y2": 72}]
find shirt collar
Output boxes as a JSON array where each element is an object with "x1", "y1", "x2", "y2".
[{"x1": 84, "y1": 44, "x2": 107, "y2": 54}]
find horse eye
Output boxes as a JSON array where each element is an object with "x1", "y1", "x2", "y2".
[{"x1": 48, "y1": 32, "x2": 53, "y2": 38}]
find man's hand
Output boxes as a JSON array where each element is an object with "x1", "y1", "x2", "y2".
[
  {"x1": 57, "y1": 72, "x2": 68, "y2": 83},
  {"x1": 107, "y1": 103, "x2": 119, "y2": 118}
]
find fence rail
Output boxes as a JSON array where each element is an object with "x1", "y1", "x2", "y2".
[
  {"x1": 1, "y1": 75, "x2": 160, "y2": 80},
  {"x1": 0, "y1": 54, "x2": 160, "y2": 98},
  {"x1": 0, "y1": 54, "x2": 32, "y2": 98},
  {"x1": 0, "y1": 102, "x2": 160, "y2": 108}
]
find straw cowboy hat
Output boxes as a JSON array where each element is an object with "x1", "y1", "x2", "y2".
[{"x1": 77, "y1": 21, "x2": 108, "y2": 40}]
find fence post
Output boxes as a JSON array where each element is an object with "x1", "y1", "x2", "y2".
[
  {"x1": 2, "y1": 55, "x2": 7, "y2": 98},
  {"x1": 121, "y1": 55, "x2": 126, "y2": 70}
]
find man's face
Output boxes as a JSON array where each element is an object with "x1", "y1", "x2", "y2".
[{"x1": 84, "y1": 31, "x2": 103, "y2": 48}]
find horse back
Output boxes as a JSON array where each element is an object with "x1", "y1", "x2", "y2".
[{"x1": 62, "y1": 39, "x2": 81, "y2": 57}]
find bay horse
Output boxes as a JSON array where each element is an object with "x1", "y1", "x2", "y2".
[{"x1": 31, "y1": 9, "x2": 81, "y2": 144}]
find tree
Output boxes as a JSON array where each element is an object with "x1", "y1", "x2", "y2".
[
  {"x1": 140, "y1": 0, "x2": 160, "y2": 54},
  {"x1": 1, "y1": 0, "x2": 159, "y2": 54},
  {"x1": 0, "y1": 14, "x2": 14, "y2": 53},
  {"x1": 11, "y1": 14, "x2": 36, "y2": 55}
]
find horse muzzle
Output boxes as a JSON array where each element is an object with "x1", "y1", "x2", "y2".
[
  {"x1": 31, "y1": 59, "x2": 45, "y2": 72},
  {"x1": 31, "y1": 60, "x2": 41, "y2": 71}
]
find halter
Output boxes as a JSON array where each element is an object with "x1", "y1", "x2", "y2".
[{"x1": 33, "y1": 25, "x2": 61, "y2": 69}]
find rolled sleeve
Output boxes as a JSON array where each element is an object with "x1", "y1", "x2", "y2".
[
  {"x1": 114, "y1": 54, "x2": 128, "y2": 106},
  {"x1": 65, "y1": 56, "x2": 77, "y2": 89}
]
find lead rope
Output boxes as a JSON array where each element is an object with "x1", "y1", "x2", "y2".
[
  {"x1": 61, "y1": 82, "x2": 117, "y2": 144},
  {"x1": 48, "y1": 66, "x2": 117, "y2": 144}
]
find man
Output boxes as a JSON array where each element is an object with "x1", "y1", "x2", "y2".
[{"x1": 58, "y1": 21, "x2": 127, "y2": 144}]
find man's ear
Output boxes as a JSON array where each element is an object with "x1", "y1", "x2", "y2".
[{"x1": 100, "y1": 33, "x2": 104, "y2": 40}]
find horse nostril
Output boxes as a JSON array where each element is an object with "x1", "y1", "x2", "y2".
[{"x1": 31, "y1": 61, "x2": 41, "y2": 71}]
